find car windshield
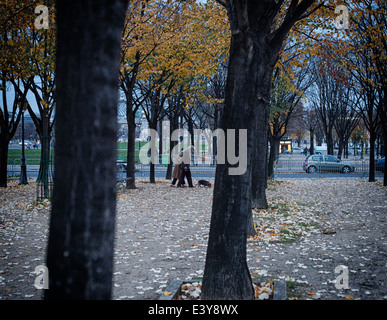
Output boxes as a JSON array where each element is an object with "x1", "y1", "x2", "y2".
[{"x1": 325, "y1": 155, "x2": 338, "y2": 162}]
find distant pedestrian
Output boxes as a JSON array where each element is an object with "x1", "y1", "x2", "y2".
[
  {"x1": 177, "y1": 146, "x2": 194, "y2": 188},
  {"x1": 171, "y1": 151, "x2": 185, "y2": 186},
  {"x1": 303, "y1": 147, "x2": 308, "y2": 156}
]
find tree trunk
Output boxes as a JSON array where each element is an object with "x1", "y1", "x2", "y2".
[
  {"x1": 251, "y1": 105, "x2": 269, "y2": 210},
  {"x1": 126, "y1": 107, "x2": 136, "y2": 189},
  {"x1": 149, "y1": 119, "x2": 157, "y2": 183},
  {"x1": 201, "y1": 0, "x2": 317, "y2": 301},
  {"x1": 122, "y1": 51, "x2": 140, "y2": 190},
  {"x1": 268, "y1": 136, "x2": 279, "y2": 180},
  {"x1": 148, "y1": 88, "x2": 161, "y2": 184},
  {"x1": 384, "y1": 132, "x2": 387, "y2": 187},
  {"x1": 0, "y1": 77, "x2": 24, "y2": 188},
  {"x1": 165, "y1": 147, "x2": 173, "y2": 180},
  {"x1": 309, "y1": 129, "x2": 315, "y2": 155},
  {"x1": 0, "y1": 134, "x2": 9, "y2": 188},
  {"x1": 379, "y1": 94, "x2": 387, "y2": 186},
  {"x1": 337, "y1": 138, "x2": 343, "y2": 160},
  {"x1": 369, "y1": 132, "x2": 376, "y2": 182},
  {"x1": 202, "y1": 165, "x2": 254, "y2": 300},
  {"x1": 37, "y1": 108, "x2": 51, "y2": 198},
  {"x1": 326, "y1": 127, "x2": 334, "y2": 155},
  {"x1": 344, "y1": 139, "x2": 349, "y2": 158},
  {"x1": 46, "y1": 0, "x2": 127, "y2": 300},
  {"x1": 187, "y1": 111, "x2": 195, "y2": 147},
  {"x1": 202, "y1": 14, "x2": 274, "y2": 301},
  {"x1": 165, "y1": 111, "x2": 179, "y2": 180}
]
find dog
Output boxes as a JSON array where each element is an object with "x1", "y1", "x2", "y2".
[{"x1": 197, "y1": 179, "x2": 212, "y2": 187}]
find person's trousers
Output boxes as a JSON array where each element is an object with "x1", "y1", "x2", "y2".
[
  {"x1": 177, "y1": 170, "x2": 193, "y2": 187},
  {"x1": 172, "y1": 177, "x2": 185, "y2": 185}
]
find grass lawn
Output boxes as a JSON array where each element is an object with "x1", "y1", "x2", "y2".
[
  {"x1": 8, "y1": 142, "x2": 148, "y2": 164},
  {"x1": 117, "y1": 141, "x2": 148, "y2": 161},
  {"x1": 7, "y1": 148, "x2": 44, "y2": 165}
]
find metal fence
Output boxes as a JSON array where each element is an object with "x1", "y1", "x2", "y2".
[
  {"x1": 7, "y1": 157, "x2": 46, "y2": 178},
  {"x1": 134, "y1": 163, "x2": 216, "y2": 178},
  {"x1": 7, "y1": 155, "x2": 382, "y2": 180}
]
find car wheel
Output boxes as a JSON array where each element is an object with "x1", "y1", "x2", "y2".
[
  {"x1": 342, "y1": 166, "x2": 350, "y2": 174},
  {"x1": 308, "y1": 166, "x2": 317, "y2": 174}
]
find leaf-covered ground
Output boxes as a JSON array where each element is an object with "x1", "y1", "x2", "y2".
[{"x1": 1, "y1": 177, "x2": 386, "y2": 300}]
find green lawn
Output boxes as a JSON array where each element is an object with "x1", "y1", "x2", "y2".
[
  {"x1": 8, "y1": 142, "x2": 148, "y2": 164},
  {"x1": 7, "y1": 148, "x2": 44, "y2": 165},
  {"x1": 117, "y1": 141, "x2": 148, "y2": 161}
]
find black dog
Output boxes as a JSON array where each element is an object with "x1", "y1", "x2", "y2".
[{"x1": 197, "y1": 180, "x2": 212, "y2": 187}]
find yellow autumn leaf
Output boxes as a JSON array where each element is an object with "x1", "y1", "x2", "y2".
[
  {"x1": 163, "y1": 291, "x2": 172, "y2": 296},
  {"x1": 345, "y1": 295, "x2": 354, "y2": 299}
]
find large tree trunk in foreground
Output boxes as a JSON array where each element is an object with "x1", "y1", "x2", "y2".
[
  {"x1": 202, "y1": 10, "x2": 274, "y2": 301},
  {"x1": 202, "y1": 0, "x2": 317, "y2": 300},
  {"x1": 46, "y1": 0, "x2": 128, "y2": 299}
]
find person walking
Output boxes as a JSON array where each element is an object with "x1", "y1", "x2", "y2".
[
  {"x1": 177, "y1": 146, "x2": 194, "y2": 188},
  {"x1": 171, "y1": 151, "x2": 184, "y2": 186}
]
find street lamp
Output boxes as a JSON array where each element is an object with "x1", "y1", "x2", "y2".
[{"x1": 18, "y1": 98, "x2": 28, "y2": 185}]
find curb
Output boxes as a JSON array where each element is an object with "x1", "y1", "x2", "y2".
[{"x1": 159, "y1": 280, "x2": 287, "y2": 300}]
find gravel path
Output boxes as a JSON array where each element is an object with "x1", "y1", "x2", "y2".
[{"x1": 1, "y1": 177, "x2": 386, "y2": 300}]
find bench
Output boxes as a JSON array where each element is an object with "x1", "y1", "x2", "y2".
[
  {"x1": 116, "y1": 161, "x2": 136, "y2": 190},
  {"x1": 116, "y1": 176, "x2": 132, "y2": 190}
]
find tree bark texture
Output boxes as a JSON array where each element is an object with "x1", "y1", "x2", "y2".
[
  {"x1": 202, "y1": 3, "x2": 276, "y2": 300},
  {"x1": 122, "y1": 52, "x2": 140, "y2": 190},
  {"x1": 202, "y1": 0, "x2": 316, "y2": 300},
  {"x1": 0, "y1": 134, "x2": 10, "y2": 188},
  {"x1": 46, "y1": 0, "x2": 128, "y2": 299},
  {"x1": 126, "y1": 106, "x2": 137, "y2": 189},
  {"x1": 37, "y1": 109, "x2": 52, "y2": 198},
  {"x1": 368, "y1": 132, "x2": 376, "y2": 182},
  {"x1": 268, "y1": 137, "x2": 280, "y2": 179}
]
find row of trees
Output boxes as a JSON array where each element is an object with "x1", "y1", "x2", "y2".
[
  {"x1": 0, "y1": 0, "x2": 55, "y2": 190},
  {"x1": 2, "y1": 1, "x2": 385, "y2": 189},
  {"x1": 0, "y1": 0, "x2": 229, "y2": 188},
  {"x1": 267, "y1": 42, "x2": 386, "y2": 182},
  {"x1": 119, "y1": 0, "x2": 230, "y2": 187}
]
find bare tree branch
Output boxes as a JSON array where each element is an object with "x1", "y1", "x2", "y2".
[{"x1": 215, "y1": 0, "x2": 227, "y2": 8}]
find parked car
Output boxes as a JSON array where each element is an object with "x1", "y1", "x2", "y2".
[
  {"x1": 375, "y1": 158, "x2": 385, "y2": 173},
  {"x1": 291, "y1": 147, "x2": 303, "y2": 154},
  {"x1": 303, "y1": 154, "x2": 355, "y2": 174}
]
